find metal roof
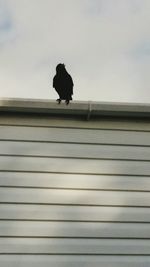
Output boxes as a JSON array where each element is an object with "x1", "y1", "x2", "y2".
[{"x1": 0, "y1": 98, "x2": 150, "y2": 119}]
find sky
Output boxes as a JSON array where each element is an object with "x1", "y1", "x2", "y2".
[{"x1": 0, "y1": 0, "x2": 150, "y2": 103}]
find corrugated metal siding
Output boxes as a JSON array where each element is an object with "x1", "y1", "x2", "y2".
[{"x1": 0, "y1": 115, "x2": 150, "y2": 266}]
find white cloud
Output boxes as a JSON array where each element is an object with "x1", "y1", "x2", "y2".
[
  {"x1": 0, "y1": 0, "x2": 150, "y2": 102},
  {"x1": 0, "y1": 0, "x2": 16, "y2": 45}
]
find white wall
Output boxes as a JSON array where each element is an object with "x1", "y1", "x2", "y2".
[{"x1": 0, "y1": 114, "x2": 150, "y2": 267}]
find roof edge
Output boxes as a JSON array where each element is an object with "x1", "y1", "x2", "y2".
[{"x1": 0, "y1": 98, "x2": 150, "y2": 119}]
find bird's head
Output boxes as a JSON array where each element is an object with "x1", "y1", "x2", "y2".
[{"x1": 56, "y1": 63, "x2": 66, "y2": 73}]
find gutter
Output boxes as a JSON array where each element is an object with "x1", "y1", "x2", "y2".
[{"x1": 0, "y1": 98, "x2": 150, "y2": 119}]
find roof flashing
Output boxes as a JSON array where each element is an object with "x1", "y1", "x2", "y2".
[{"x1": 0, "y1": 98, "x2": 150, "y2": 119}]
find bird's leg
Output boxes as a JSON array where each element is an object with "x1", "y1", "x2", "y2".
[
  {"x1": 65, "y1": 100, "x2": 69, "y2": 105},
  {"x1": 56, "y1": 98, "x2": 61, "y2": 104}
]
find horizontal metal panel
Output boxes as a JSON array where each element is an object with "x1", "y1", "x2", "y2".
[
  {"x1": 0, "y1": 255, "x2": 150, "y2": 267},
  {"x1": 0, "y1": 188, "x2": 149, "y2": 206},
  {"x1": 0, "y1": 126, "x2": 150, "y2": 146},
  {"x1": 0, "y1": 156, "x2": 150, "y2": 175},
  {"x1": 0, "y1": 221, "x2": 150, "y2": 238},
  {"x1": 0, "y1": 204, "x2": 150, "y2": 222},
  {"x1": 1, "y1": 99, "x2": 150, "y2": 120},
  {"x1": 1, "y1": 115, "x2": 150, "y2": 131},
  {"x1": 0, "y1": 141, "x2": 150, "y2": 160},
  {"x1": 1, "y1": 172, "x2": 150, "y2": 191},
  {"x1": 0, "y1": 238, "x2": 150, "y2": 254}
]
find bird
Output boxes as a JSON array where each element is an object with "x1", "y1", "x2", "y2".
[{"x1": 53, "y1": 63, "x2": 74, "y2": 105}]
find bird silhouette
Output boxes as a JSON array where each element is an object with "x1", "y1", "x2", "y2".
[{"x1": 53, "y1": 63, "x2": 74, "y2": 105}]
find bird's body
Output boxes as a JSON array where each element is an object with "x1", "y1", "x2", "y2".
[{"x1": 53, "y1": 64, "x2": 74, "y2": 104}]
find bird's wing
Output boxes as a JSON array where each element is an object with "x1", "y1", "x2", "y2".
[
  {"x1": 53, "y1": 76, "x2": 56, "y2": 88},
  {"x1": 68, "y1": 74, "x2": 74, "y2": 95}
]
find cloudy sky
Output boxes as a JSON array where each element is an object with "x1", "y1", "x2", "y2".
[{"x1": 0, "y1": 0, "x2": 150, "y2": 103}]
